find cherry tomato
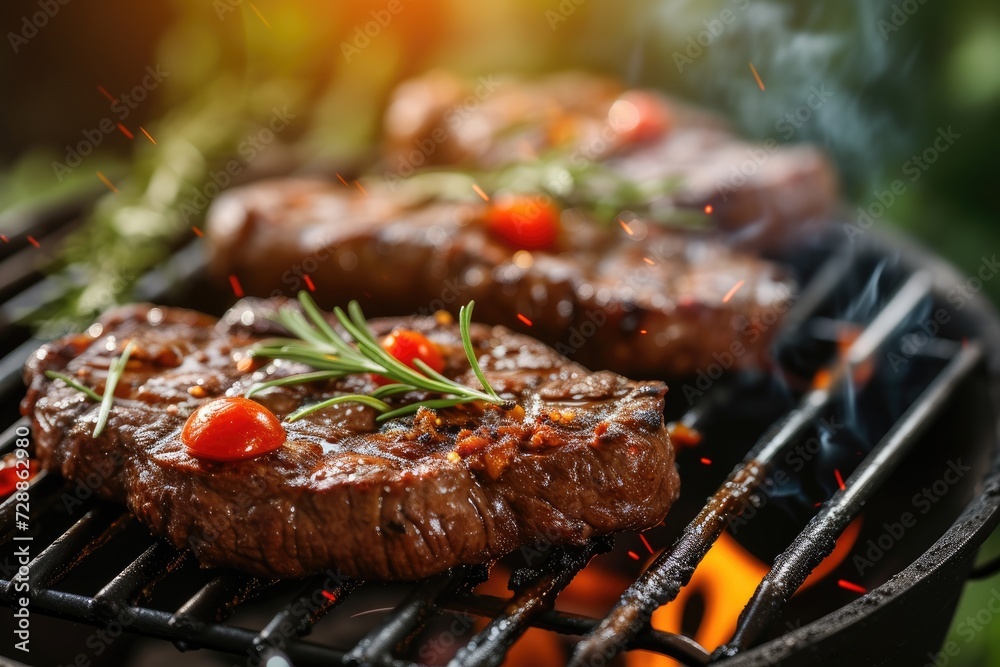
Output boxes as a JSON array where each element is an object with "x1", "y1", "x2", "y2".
[
  {"x1": 0, "y1": 457, "x2": 37, "y2": 498},
  {"x1": 485, "y1": 196, "x2": 560, "y2": 251},
  {"x1": 371, "y1": 329, "x2": 445, "y2": 386},
  {"x1": 611, "y1": 90, "x2": 672, "y2": 145},
  {"x1": 182, "y1": 397, "x2": 285, "y2": 462}
]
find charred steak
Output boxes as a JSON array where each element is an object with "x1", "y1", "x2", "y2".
[
  {"x1": 207, "y1": 179, "x2": 794, "y2": 378},
  {"x1": 22, "y1": 299, "x2": 679, "y2": 580},
  {"x1": 382, "y1": 70, "x2": 838, "y2": 249}
]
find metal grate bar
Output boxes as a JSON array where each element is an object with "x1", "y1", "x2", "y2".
[
  {"x1": 443, "y1": 592, "x2": 710, "y2": 665},
  {"x1": 169, "y1": 571, "x2": 268, "y2": 646},
  {"x1": 715, "y1": 341, "x2": 984, "y2": 657},
  {"x1": 453, "y1": 540, "x2": 609, "y2": 667},
  {"x1": 93, "y1": 541, "x2": 181, "y2": 618},
  {"x1": 251, "y1": 573, "x2": 359, "y2": 658},
  {"x1": 569, "y1": 271, "x2": 934, "y2": 667},
  {"x1": 346, "y1": 568, "x2": 475, "y2": 666},
  {"x1": 19, "y1": 504, "x2": 130, "y2": 594},
  {"x1": 24, "y1": 587, "x2": 348, "y2": 664}
]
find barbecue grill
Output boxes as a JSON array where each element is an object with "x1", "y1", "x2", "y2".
[{"x1": 2, "y1": 191, "x2": 1000, "y2": 667}]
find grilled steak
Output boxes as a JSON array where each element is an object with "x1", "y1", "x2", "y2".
[
  {"x1": 207, "y1": 179, "x2": 794, "y2": 378},
  {"x1": 22, "y1": 299, "x2": 679, "y2": 580},
  {"x1": 383, "y1": 70, "x2": 838, "y2": 248}
]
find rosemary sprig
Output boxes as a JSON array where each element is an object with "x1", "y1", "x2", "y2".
[
  {"x1": 44, "y1": 340, "x2": 136, "y2": 437},
  {"x1": 247, "y1": 292, "x2": 514, "y2": 422}
]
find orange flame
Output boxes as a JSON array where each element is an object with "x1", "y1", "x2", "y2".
[{"x1": 628, "y1": 519, "x2": 862, "y2": 666}]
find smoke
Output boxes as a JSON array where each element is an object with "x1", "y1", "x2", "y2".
[{"x1": 635, "y1": 0, "x2": 919, "y2": 193}]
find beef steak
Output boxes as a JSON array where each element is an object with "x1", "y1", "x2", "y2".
[{"x1": 22, "y1": 299, "x2": 679, "y2": 580}]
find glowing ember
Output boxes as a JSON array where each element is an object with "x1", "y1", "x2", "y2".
[
  {"x1": 749, "y1": 62, "x2": 766, "y2": 91},
  {"x1": 354, "y1": 180, "x2": 368, "y2": 196},
  {"x1": 97, "y1": 85, "x2": 116, "y2": 104},
  {"x1": 472, "y1": 183, "x2": 490, "y2": 201},
  {"x1": 97, "y1": 171, "x2": 119, "y2": 194},
  {"x1": 619, "y1": 218, "x2": 634, "y2": 236},
  {"x1": 700, "y1": 457, "x2": 712, "y2": 465},
  {"x1": 643, "y1": 257, "x2": 655, "y2": 265},
  {"x1": 116, "y1": 123, "x2": 134, "y2": 140},
  {"x1": 139, "y1": 126, "x2": 156, "y2": 144},
  {"x1": 337, "y1": 173, "x2": 349, "y2": 187},
  {"x1": 0, "y1": 235, "x2": 8, "y2": 243},
  {"x1": 639, "y1": 329, "x2": 647, "y2": 335},
  {"x1": 517, "y1": 313, "x2": 533, "y2": 327},
  {"x1": 303, "y1": 274, "x2": 316, "y2": 292},
  {"x1": 229, "y1": 274, "x2": 244, "y2": 298},
  {"x1": 722, "y1": 279, "x2": 746, "y2": 303},
  {"x1": 321, "y1": 589, "x2": 337, "y2": 601},
  {"x1": 627, "y1": 550, "x2": 640, "y2": 561},
  {"x1": 834, "y1": 468, "x2": 846, "y2": 491},
  {"x1": 704, "y1": 204, "x2": 714, "y2": 214},
  {"x1": 667, "y1": 422, "x2": 703, "y2": 447},
  {"x1": 837, "y1": 579, "x2": 867, "y2": 594},
  {"x1": 26, "y1": 236, "x2": 40, "y2": 248},
  {"x1": 639, "y1": 533, "x2": 655, "y2": 555},
  {"x1": 191, "y1": 226, "x2": 204, "y2": 237}
]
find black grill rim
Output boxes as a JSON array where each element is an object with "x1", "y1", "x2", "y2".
[{"x1": 720, "y1": 226, "x2": 1000, "y2": 666}]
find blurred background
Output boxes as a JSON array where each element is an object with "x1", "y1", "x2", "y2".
[{"x1": 1, "y1": 0, "x2": 999, "y2": 664}]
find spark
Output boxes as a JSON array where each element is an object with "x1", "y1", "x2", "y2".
[
  {"x1": 639, "y1": 533, "x2": 655, "y2": 554},
  {"x1": 140, "y1": 126, "x2": 156, "y2": 144},
  {"x1": 116, "y1": 123, "x2": 134, "y2": 140},
  {"x1": 26, "y1": 236, "x2": 40, "y2": 248},
  {"x1": 627, "y1": 550, "x2": 640, "y2": 561},
  {"x1": 350, "y1": 607, "x2": 395, "y2": 618},
  {"x1": 229, "y1": 274, "x2": 244, "y2": 298},
  {"x1": 336, "y1": 173, "x2": 349, "y2": 187},
  {"x1": 639, "y1": 329, "x2": 647, "y2": 334},
  {"x1": 749, "y1": 62, "x2": 766, "y2": 91},
  {"x1": 249, "y1": 2, "x2": 271, "y2": 28},
  {"x1": 619, "y1": 219, "x2": 635, "y2": 236},
  {"x1": 321, "y1": 590, "x2": 337, "y2": 601},
  {"x1": 517, "y1": 313, "x2": 533, "y2": 327},
  {"x1": 643, "y1": 257, "x2": 655, "y2": 265},
  {"x1": 834, "y1": 468, "x2": 846, "y2": 491},
  {"x1": 354, "y1": 180, "x2": 368, "y2": 196},
  {"x1": 700, "y1": 457, "x2": 712, "y2": 465},
  {"x1": 704, "y1": 204, "x2": 714, "y2": 214},
  {"x1": 97, "y1": 85, "x2": 117, "y2": 104},
  {"x1": 837, "y1": 579, "x2": 867, "y2": 595},
  {"x1": 722, "y1": 279, "x2": 746, "y2": 303},
  {"x1": 97, "y1": 171, "x2": 118, "y2": 194},
  {"x1": 472, "y1": 183, "x2": 490, "y2": 201},
  {"x1": 191, "y1": 226, "x2": 204, "y2": 237},
  {"x1": 303, "y1": 274, "x2": 316, "y2": 292}
]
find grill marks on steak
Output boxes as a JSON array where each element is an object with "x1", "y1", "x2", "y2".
[
  {"x1": 207, "y1": 179, "x2": 793, "y2": 378},
  {"x1": 22, "y1": 300, "x2": 678, "y2": 580}
]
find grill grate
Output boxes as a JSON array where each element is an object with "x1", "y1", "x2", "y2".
[{"x1": 0, "y1": 196, "x2": 996, "y2": 667}]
